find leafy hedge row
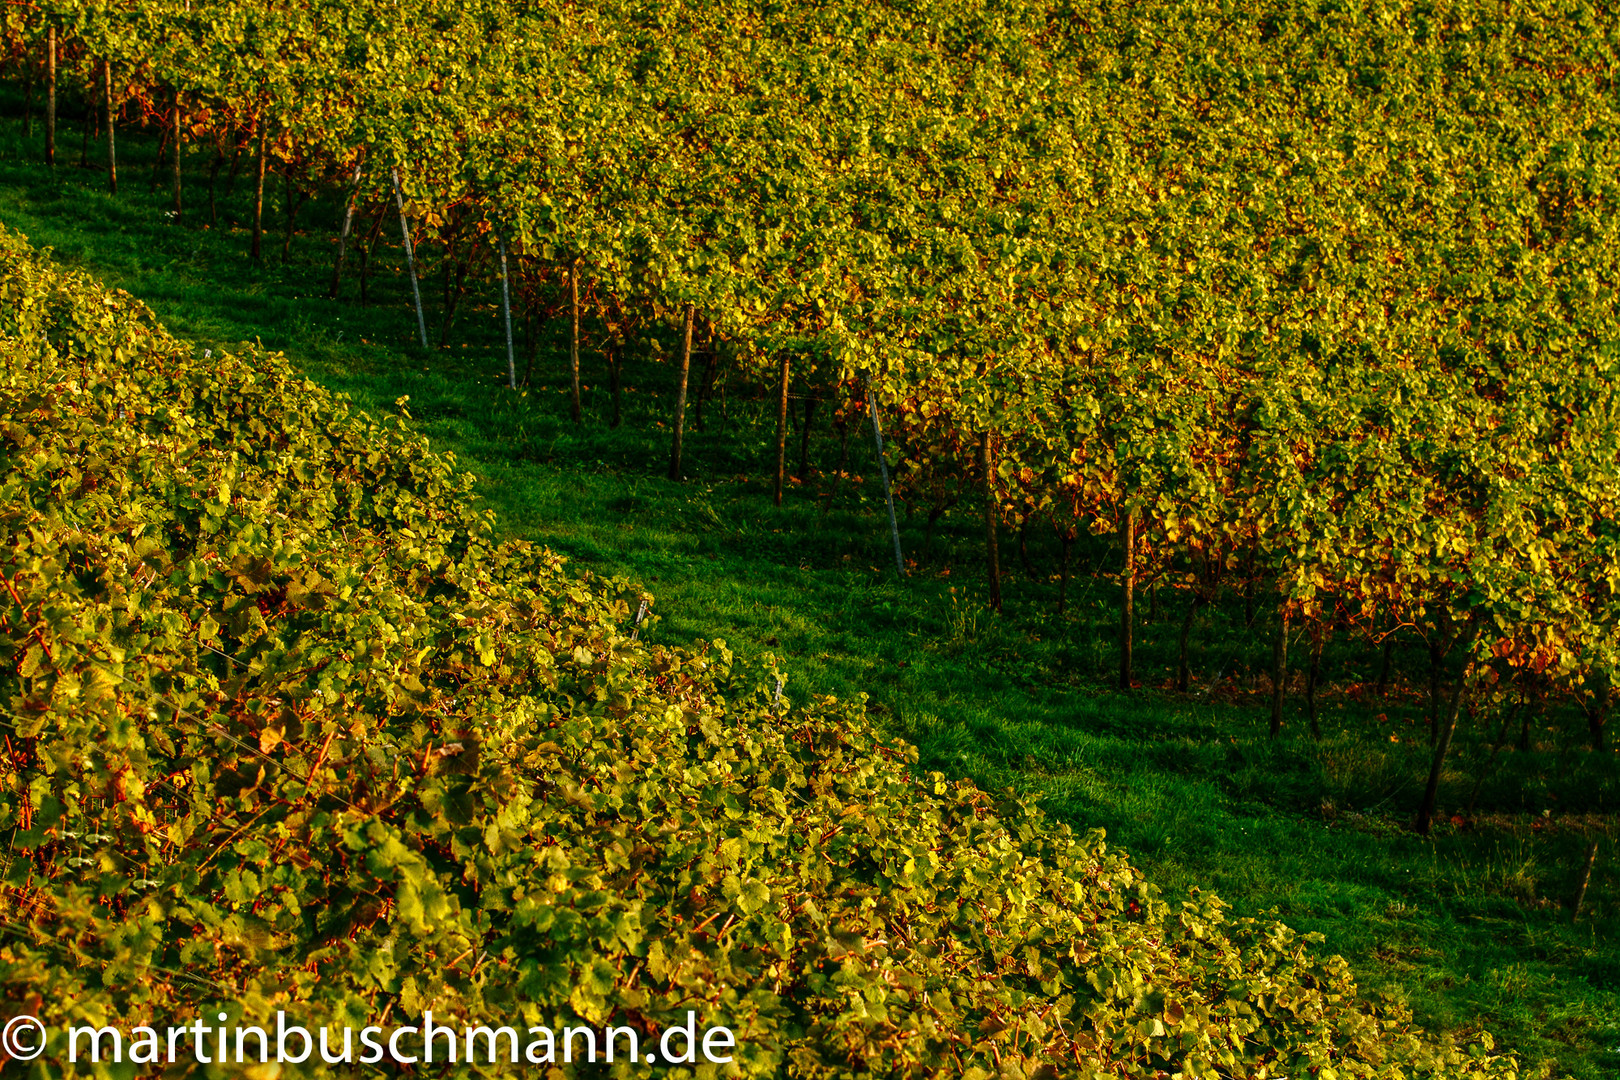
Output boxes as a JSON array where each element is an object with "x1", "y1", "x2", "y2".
[{"x1": 0, "y1": 225, "x2": 1518, "y2": 1077}]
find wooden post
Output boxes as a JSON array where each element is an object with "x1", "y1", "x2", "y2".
[
  {"x1": 329, "y1": 161, "x2": 364, "y2": 297},
  {"x1": 45, "y1": 27, "x2": 57, "y2": 166},
  {"x1": 866, "y1": 377, "x2": 906, "y2": 577},
  {"x1": 252, "y1": 123, "x2": 267, "y2": 260},
  {"x1": 569, "y1": 257, "x2": 582, "y2": 422},
  {"x1": 1120, "y1": 507, "x2": 1136, "y2": 689},
  {"x1": 104, "y1": 61, "x2": 117, "y2": 194},
  {"x1": 1570, "y1": 839, "x2": 1599, "y2": 922},
  {"x1": 668, "y1": 304, "x2": 694, "y2": 480},
  {"x1": 981, "y1": 432, "x2": 1002, "y2": 612},
  {"x1": 773, "y1": 355, "x2": 791, "y2": 505},
  {"x1": 498, "y1": 238, "x2": 517, "y2": 390},
  {"x1": 171, "y1": 87, "x2": 183, "y2": 220},
  {"x1": 392, "y1": 167, "x2": 429, "y2": 349}
]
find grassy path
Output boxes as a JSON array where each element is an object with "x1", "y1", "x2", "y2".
[{"x1": 0, "y1": 104, "x2": 1614, "y2": 1077}]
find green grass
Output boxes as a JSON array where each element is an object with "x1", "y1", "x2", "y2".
[{"x1": 2, "y1": 92, "x2": 1617, "y2": 1078}]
